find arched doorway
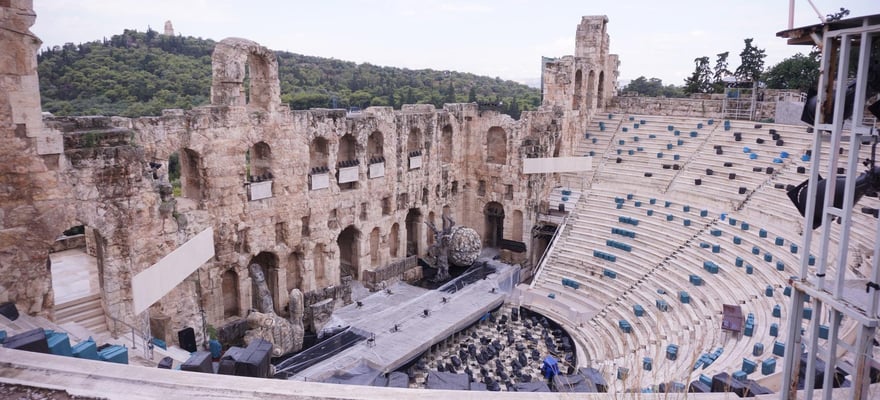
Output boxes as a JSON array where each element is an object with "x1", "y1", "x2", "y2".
[
  {"x1": 484, "y1": 202, "x2": 505, "y2": 248},
  {"x1": 337, "y1": 226, "x2": 360, "y2": 279},
  {"x1": 405, "y1": 208, "x2": 422, "y2": 257},
  {"x1": 50, "y1": 224, "x2": 104, "y2": 300},
  {"x1": 597, "y1": 71, "x2": 605, "y2": 109},
  {"x1": 249, "y1": 251, "x2": 280, "y2": 314},
  {"x1": 221, "y1": 269, "x2": 240, "y2": 318},
  {"x1": 587, "y1": 70, "x2": 596, "y2": 109},
  {"x1": 50, "y1": 224, "x2": 108, "y2": 334},
  {"x1": 573, "y1": 69, "x2": 583, "y2": 110}
]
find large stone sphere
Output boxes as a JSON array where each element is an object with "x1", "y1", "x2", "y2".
[{"x1": 447, "y1": 226, "x2": 481, "y2": 267}]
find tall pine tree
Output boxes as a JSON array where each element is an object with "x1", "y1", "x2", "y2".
[
  {"x1": 684, "y1": 56, "x2": 712, "y2": 94},
  {"x1": 735, "y1": 38, "x2": 766, "y2": 82}
]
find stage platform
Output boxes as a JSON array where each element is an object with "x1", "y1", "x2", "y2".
[{"x1": 285, "y1": 259, "x2": 519, "y2": 383}]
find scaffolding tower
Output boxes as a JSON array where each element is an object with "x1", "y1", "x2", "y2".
[{"x1": 777, "y1": 14, "x2": 880, "y2": 400}]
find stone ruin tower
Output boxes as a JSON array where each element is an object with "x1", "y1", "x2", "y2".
[
  {"x1": 542, "y1": 16, "x2": 620, "y2": 112},
  {"x1": 164, "y1": 20, "x2": 174, "y2": 36}
]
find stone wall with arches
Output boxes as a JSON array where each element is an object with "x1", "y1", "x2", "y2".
[{"x1": 0, "y1": 5, "x2": 594, "y2": 347}]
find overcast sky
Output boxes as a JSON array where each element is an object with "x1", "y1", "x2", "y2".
[{"x1": 33, "y1": 0, "x2": 880, "y2": 87}]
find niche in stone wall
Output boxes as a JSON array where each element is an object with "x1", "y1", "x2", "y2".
[
  {"x1": 287, "y1": 251, "x2": 304, "y2": 292},
  {"x1": 221, "y1": 269, "x2": 239, "y2": 318},
  {"x1": 249, "y1": 251, "x2": 280, "y2": 314},
  {"x1": 369, "y1": 228, "x2": 380, "y2": 268},
  {"x1": 486, "y1": 127, "x2": 507, "y2": 164},
  {"x1": 390, "y1": 223, "x2": 400, "y2": 258},
  {"x1": 512, "y1": 210, "x2": 524, "y2": 242},
  {"x1": 573, "y1": 69, "x2": 583, "y2": 110},
  {"x1": 441, "y1": 125, "x2": 453, "y2": 164},
  {"x1": 314, "y1": 243, "x2": 326, "y2": 288}
]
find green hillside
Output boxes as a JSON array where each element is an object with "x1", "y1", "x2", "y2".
[{"x1": 38, "y1": 28, "x2": 541, "y2": 118}]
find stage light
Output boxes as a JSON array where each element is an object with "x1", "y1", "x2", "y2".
[{"x1": 787, "y1": 165, "x2": 880, "y2": 229}]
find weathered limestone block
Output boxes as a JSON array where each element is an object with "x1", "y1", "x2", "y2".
[{"x1": 243, "y1": 311, "x2": 302, "y2": 357}]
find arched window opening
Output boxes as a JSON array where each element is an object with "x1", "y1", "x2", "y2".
[
  {"x1": 597, "y1": 71, "x2": 606, "y2": 109},
  {"x1": 407, "y1": 128, "x2": 422, "y2": 170},
  {"x1": 246, "y1": 141, "x2": 273, "y2": 200},
  {"x1": 337, "y1": 134, "x2": 359, "y2": 190},
  {"x1": 367, "y1": 131, "x2": 385, "y2": 179},
  {"x1": 309, "y1": 137, "x2": 330, "y2": 190},
  {"x1": 168, "y1": 152, "x2": 181, "y2": 197},
  {"x1": 247, "y1": 141, "x2": 272, "y2": 179},
  {"x1": 244, "y1": 52, "x2": 275, "y2": 110},
  {"x1": 573, "y1": 69, "x2": 583, "y2": 110},
  {"x1": 180, "y1": 148, "x2": 204, "y2": 204},
  {"x1": 586, "y1": 70, "x2": 596, "y2": 109}
]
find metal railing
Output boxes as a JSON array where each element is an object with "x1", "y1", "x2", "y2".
[
  {"x1": 529, "y1": 212, "x2": 570, "y2": 289},
  {"x1": 109, "y1": 314, "x2": 153, "y2": 360}
]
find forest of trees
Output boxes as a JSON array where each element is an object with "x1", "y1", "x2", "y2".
[
  {"x1": 39, "y1": 27, "x2": 835, "y2": 118},
  {"x1": 38, "y1": 28, "x2": 542, "y2": 118}
]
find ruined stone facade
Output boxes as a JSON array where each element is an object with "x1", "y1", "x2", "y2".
[
  {"x1": 0, "y1": 3, "x2": 619, "y2": 348},
  {"x1": 542, "y1": 16, "x2": 620, "y2": 113}
]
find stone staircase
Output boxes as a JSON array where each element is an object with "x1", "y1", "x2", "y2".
[{"x1": 54, "y1": 293, "x2": 108, "y2": 336}]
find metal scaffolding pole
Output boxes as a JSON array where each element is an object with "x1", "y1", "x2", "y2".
[{"x1": 779, "y1": 16, "x2": 880, "y2": 400}]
